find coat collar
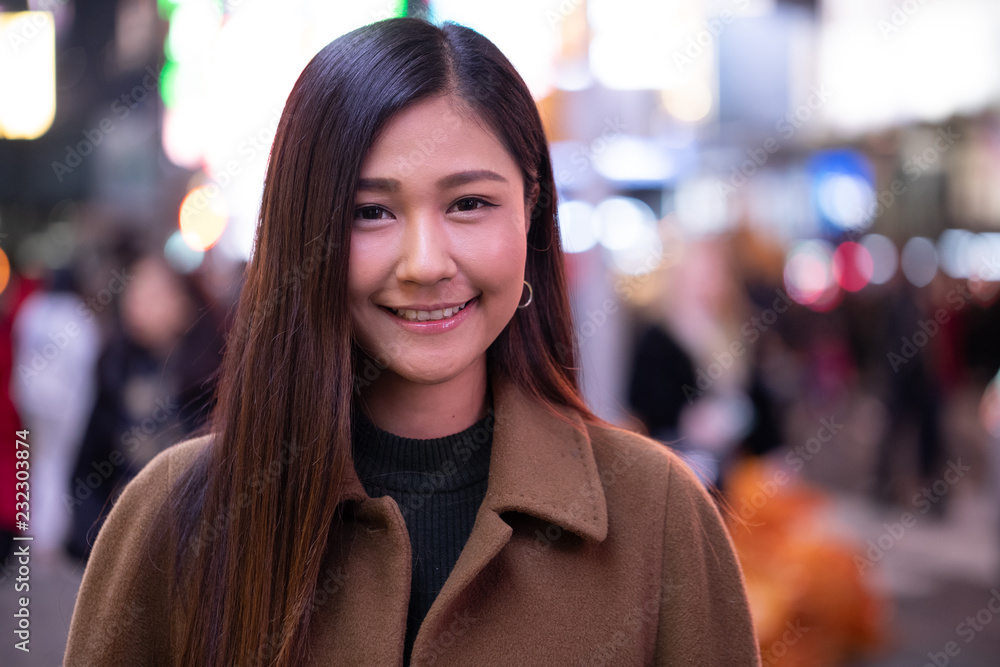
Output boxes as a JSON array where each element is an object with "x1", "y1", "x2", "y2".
[{"x1": 343, "y1": 375, "x2": 608, "y2": 543}]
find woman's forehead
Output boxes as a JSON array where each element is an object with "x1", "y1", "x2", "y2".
[{"x1": 357, "y1": 95, "x2": 520, "y2": 186}]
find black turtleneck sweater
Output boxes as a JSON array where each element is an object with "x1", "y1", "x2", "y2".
[{"x1": 351, "y1": 405, "x2": 494, "y2": 665}]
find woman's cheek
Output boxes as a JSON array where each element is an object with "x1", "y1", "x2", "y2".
[
  {"x1": 483, "y1": 214, "x2": 528, "y2": 262},
  {"x1": 349, "y1": 236, "x2": 390, "y2": 282}
]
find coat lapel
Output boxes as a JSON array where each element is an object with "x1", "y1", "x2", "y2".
[
  {"x1": 333, "y1": 375, "x2": 609, "y2": 664},
  {"x1": 410, "y1": 375, "x2": 608, "y2": 662},
  {"x1": 339, "y1": 374, "x2": 609, "y2": 537},
  {"x1": 480, "y1": 376, "x2": 608, "y2": 542}
]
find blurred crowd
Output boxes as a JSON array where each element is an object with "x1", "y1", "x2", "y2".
[
  {"x1": 619, "y1": 229, "x2": 1000, "y2": 664},
  {"x1": 0, "y1": 233, "x2": 235, "y2": 564}
]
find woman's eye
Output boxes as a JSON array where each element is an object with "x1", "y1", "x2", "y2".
[
  {"x1": 354, "y1": 205, "x2": 392, "y2": 221},
  {"x1": 451, "y1": 197, "x2": 497, "y2": 213}
]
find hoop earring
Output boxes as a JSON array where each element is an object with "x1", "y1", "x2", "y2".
[{"x1": 517, "y1": 280, "x2": 533, "y2": 309}]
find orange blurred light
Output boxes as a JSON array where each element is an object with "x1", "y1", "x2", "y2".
[
  {"x1": 179, "y1": 184, "x2": 228, "y2": 251},
  {"x1": 0, "y1": 247, "x2": 10, "y2": 295}
]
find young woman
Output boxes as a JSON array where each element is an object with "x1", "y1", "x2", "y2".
[{"x1": 65, "y1": 17, "x2": 760, "y2": 667}]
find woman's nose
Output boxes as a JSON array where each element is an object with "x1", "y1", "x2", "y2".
[{"x1": 395, "y1": 213, "x2": 457, "y2": 285}]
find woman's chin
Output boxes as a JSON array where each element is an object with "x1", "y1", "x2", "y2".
[
  {"x1": 391, "y1": 355, "x2": 485, "y2": 386},
  {"x1": 397, "y1": 367, "x2": 463, "y2": 386}
]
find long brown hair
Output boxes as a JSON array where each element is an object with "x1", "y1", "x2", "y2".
[{"x1": 159, "y1": 17, "x2": 610, "y2": 666}]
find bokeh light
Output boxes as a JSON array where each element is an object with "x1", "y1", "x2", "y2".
[
  {"x1": 937, "y1": 228, "x2": 975, "y2": 279},
  {"x1": 832, "y1": 241, "x2": 874, "y2": 292},
  {"x1": 661, "y1": 79, "x2": 713, "y2": 123},
  {"x1": 0, "y1": 246, "x2": 10, "y2": 295},
  {"x1": 784, "y1": 240, "x2": 836, "y2": 306},
  {"x1": 179, "y1": 184, "x2": 229, "y2": 252},
  {"x1": 164, "y1": 230, "x2": 204, "y2": 274},
  {"x1": 0, "y1": 12, "x2": 56, "y2": 139},
  {"x1": 968, "y1": 233, "x2": 1000, "y2": 281},
  {"x1": 900, "y1": 236, "x2": 938, "y2": 287},
  {"x1": 860, "y1": 233, "x2": 898, "y2": 285},
  {"x1": 810, "y1": 149, "x2": 876, "y2": 232},
  {"x1": 593, "y1": 196, "x2": 657, "y2": 251},
  {"x1": 558, "y1": 200, "x2": 598, "y2": 254},
  {"x1": 607, "y1": 224, "x2": 664, "y2": 276},
  {"x1": 674, "y1": 178, "x2": 731, "y2": 237},
  {"x1": 588, "y1": 196, "x2": 664, "y2": 275}
]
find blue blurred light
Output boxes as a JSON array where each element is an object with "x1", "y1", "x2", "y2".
[{"x1": 808, "y1": 149, "x2": 877, "y2": 233}]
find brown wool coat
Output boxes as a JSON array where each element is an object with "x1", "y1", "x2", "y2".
[{"x1": 64, "y1": 377, "x2": 761, "y2": 666}]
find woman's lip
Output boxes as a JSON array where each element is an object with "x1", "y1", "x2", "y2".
[{"x1": 381, "y1": 296, "x2": 477, "y2": 333}]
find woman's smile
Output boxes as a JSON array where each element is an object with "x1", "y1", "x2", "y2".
[
  {"x1": 378, "y1": 295, "x2": 479, "y2": 333},
  {"x1": 380, "y1": 295, "x2": 478, "y2": 323}
]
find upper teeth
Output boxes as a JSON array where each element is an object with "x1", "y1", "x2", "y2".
[{"x1": 391, "y1": 300, "x2": 471, "y2": 322}]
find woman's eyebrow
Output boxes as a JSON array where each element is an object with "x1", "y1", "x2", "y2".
[
  {"x1": 355, "y1": 170, "x2": 508, "y2": 193},
  {"x1": 436, "y1": 170, "x2": 509, "y2": 189}
]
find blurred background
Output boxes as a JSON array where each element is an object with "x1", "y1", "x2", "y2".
[{"x1": 1, "y1": 0, "x2": 999, "y2": 664}]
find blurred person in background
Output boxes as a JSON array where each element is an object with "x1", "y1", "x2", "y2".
[
  {"x1": 626, "y1": 315, "x2": 696, "y2": 444},
  {"x1": 66, "y1": 250, "x2": 223, "y2": 562},
  {"x1": 10, "y1": 265, "x2": 100, "y2": 559},
  {"x1": 873, "y1": 278, "x2": 946, "y2": 512},
  {"x1": 628, "y1": 235, "x2": 757, "y2": 488},
  {"x1": 726, "y1": 227, "x2": 790, "y2": 463}
]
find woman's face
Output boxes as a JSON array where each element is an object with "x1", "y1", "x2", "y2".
[{"x1": 348, "y1": 95, "x2": 529, "y2": 387}]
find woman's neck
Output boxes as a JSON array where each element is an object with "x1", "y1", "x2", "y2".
[{"x1": 356, "y1": 359, "x2": 490, "y2": 439}]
